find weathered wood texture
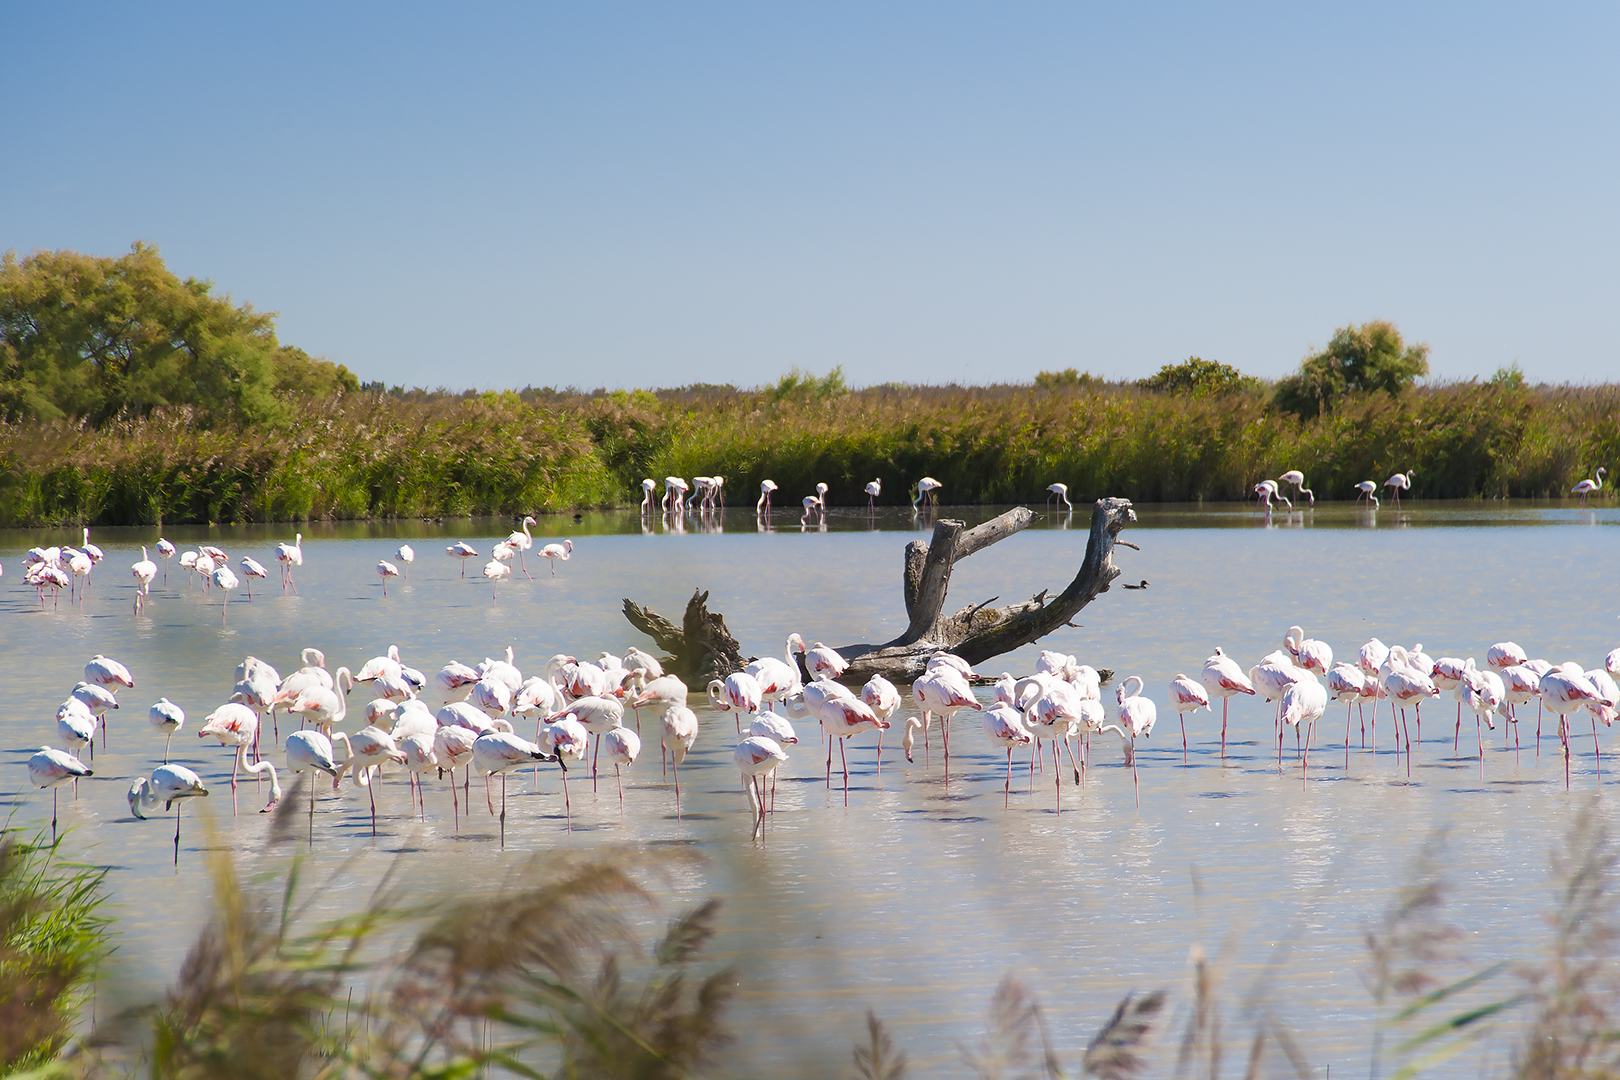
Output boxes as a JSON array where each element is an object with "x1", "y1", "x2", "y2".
[
  {"x1": 621, "y1": 588, "x2": 746, "y2": 684},
  {"x1": 623, "y1": 498, "x2": 1136, "y2": 686},
  {"x1": 836, "y1": 498, "x2": 1137, "y2": 682}
]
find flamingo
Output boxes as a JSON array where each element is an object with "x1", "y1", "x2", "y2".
[
  {"x1": 1279, "y1": 678, "x2": 1328, "y2": 783},
  {"x1": 1277, "y1": 470, "x2": 1314, "y2": 505},
  {"x1": 1432, "y1": 656, "x2": 1471, "y2": 749},
  {"x1": 810, "y1": 694, "x2": 889, "y2": 802},
  {"x1": 1500, "y1": 664, "x2": 1542, "y2": 750},
  {"x1": 1458, "y1": 665, "x2": 1505, "y2": 775},
  {"x1": 275, "y1": 533, "x2": 303, "y2": 592},
  {"x1": 709, "y1": 671, "x2": 764, "y2": 733},
  {"x1": 983, "y1": 703, "x2": 1034, "y2": 806},
  {"x1": 861, "y1": 674, "x2": 901, "y2": 766},
  {"x1": 1326, "y1": 663, "x2": 1369, "y2": 752},
  {"x1": 431, "y1": 724, "x2": 479, "y2": 830},
  {"x1": 865, "y1": 479, "x2": 882, "y2": 510},
  {"x1": 538, "y1": 538, "x2": 573, "y2": 577},
  {"x1": 1486, "y1": 642, "x2": 1528, "y2": 670},
  {"x1": 395, "y1": 544, "x2": 414, "y2": 577},
  {"x1": 660, "y1": 702, "x2": 699, "y2": 803},
  {"x1": 501, "y1": 515, "x2": 537, "y2": 579},
  {"x1": 398, "y1": 732, "x2": 438, "y2": 819},
  {"x1": 1254, "y1": 480, "x2": 1291, "y2": 510},
  {"x1": 1106, "y1": 676, "x2": 1157, "y2": 803},
  {"x1": 746, "y1": 640, "x2": 803, "y2": 713},
  {"x1": 1167, "y1": 674, "x2": 1210, "y2": 757},
  {"x1": 30, "y1": 747, "x2": 92, "y2": 840},
  {"x1": 155, "y1": 537, "x2": 176, "y2": 582},
  {"x1": 736, "y1": 736, "x2": 788, "y2": 836},
  {"x1": 1358, "y1": 638, "x2": 1391, "y2": 678},
  {"x1": 550, "y1": 695, "x2": 624, "y2": 790},
  {"x1": 332, "y1": 726, "x2": 408, "y2": 835},
  {"x1": 627, "y1": 674, "x2": 687, "y2": 733},
  {"x1": 284, "y1": 667, "x2": 354, "y2": 736},
  {"x1": 907, "y1": 665, "x2": 981, "y2": 762},
  {"x1": 1046, "y1": 483, "x2": 1072, "y2": 510},
  {"x1": 640, "y1": 478, "x2": 657, "y2": 513},
  {"x1": 210, "y1": 564, "x2": 240, "y2": 624},
  {"x1": 1284, "y1": 626, "x2": 1333, "y2": 675},
  {"x1": 132, "y1": 547, "x2": 157, "y2": 610},
  {"x1": 149, "y1": 697, "x2": 185, "y2": 761},
  {"x1": 470, "y1": 730, "x2": 560, "y2": 847},
  {"x1": 1354, "y1": 480, "x2": 1380, "y2": 507},
  {"x1": 1381, "y1": 647, "x2": 1439, "y2": 770},
  {"x1": 376, "y1": 560, "x2": 401, "y2": 595},
  {"x1": 1201, "y1": 648, "x2": 1256, "y2": 754},
  {"x1": 1018, "y1": 676, "x2": 1090, "y2": 792},
  {"x1": 803, "y1": 641, "x2": 849, "y2": 681},
  {"x1": 85, "y1": 655, "x2": 135, "y2": 690},
  {"x1": 800, "y1": 494, "x2": 823, "y2": 522},
  {"x1": 239, "y1": 556, "x2": 269, "y2": 599},
  {"x1": 66, "y1": 548, "x2": 92, "y2": 602},
  {"x1": 601, "y1": 726, "x2": 641, "y2": 811},
  {"x1": 447, "y1": 541, "x2": 479, "y2": 578},
  {"x1": 484, "y1": 559, "x2": 512, "y2": 600},
  {"x1": 1383, "y1": 469, "x2": 1414, "y2": 507},
  {"x1": 128, "y1": 764, "x2": 211, "y2": 863},
  {"x1": 913, "y1": 477, "x2": 942, "y2": 510},
  {"x1": 198, "y1": 703, "x2": 278, "y2": 813},
  {"x1": 757, "y1": 479, "x2": 778, "y2": 513},
  {"x1": 1571, "y1": 466, "x2": 1607, "y2": 506},
  {"x1": 1539, "y1": 664, "x2": 1601, "y2": 786}
]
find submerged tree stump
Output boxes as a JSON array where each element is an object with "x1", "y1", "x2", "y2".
[
  {"x1": 623, "y1": 498, "x2": 1137, "y2": 685},
  {"x1": 622, "y1": 588, "x2": 747, "y2": 685}
]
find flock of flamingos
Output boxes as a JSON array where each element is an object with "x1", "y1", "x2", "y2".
[{"x1": 11, "y1": 466, "x2": 1617, "y2": 861}]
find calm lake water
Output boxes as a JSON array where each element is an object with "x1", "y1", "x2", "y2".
[{"x1": 3, "y1": 500, "x2": 1617, "y2": 1077}]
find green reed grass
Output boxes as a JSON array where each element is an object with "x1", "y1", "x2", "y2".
[
  {"x1": 0, "y1": 829, "x2": 113, "y2": 1073},
  {"x1": 2, "y1": 378, "x2": 1616, "y2": 527}
]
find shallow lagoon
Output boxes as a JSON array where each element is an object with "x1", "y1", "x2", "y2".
[{"x1": 3, "y1": 500, "x2": 1617, "y2": 1076}]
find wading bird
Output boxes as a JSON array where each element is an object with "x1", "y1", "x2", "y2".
[
  {"x1": 447, "y1": 541, "x2": 479, "y2": 577},
  {"x1": 276, "y1": 533, "x2": 303, "y2": 592},
  {"x1": 1277, "y1": 470, "x2": 1314, "y2": 505},
  {"x1": 376, "y1": 560, "x2": 400, "y2": 595},
  {"x1": 539, "y1": 538, "x2": 573, "y2": 577},
  {"x1": 1046, "y1": 483, "x2": 1072, "y2": 510},
  {"x1": 1383, "y1": 470, "x2": 1414, "y2": 508},
  {"x1": 1572, "y1": 466, "x2": 1607, "y2": 506},
  {"x1": 128, "y1": 764, "x2": 209, "y2": 864},
  {"x1": 30, "y1": 747, "x2": 91, "y2": 840}
]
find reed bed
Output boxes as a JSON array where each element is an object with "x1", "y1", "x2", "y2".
[{"x1": 2, "y1": 378, "x2": 1616, "y2": 527}]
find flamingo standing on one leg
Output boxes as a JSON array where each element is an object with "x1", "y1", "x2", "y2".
[
  {"x1": 1201, "y1": 648, "x2": 1255, "y2": 755},
  {"x1": 376, "y1": 560, "x2": 401, "y2": 596},
  {"x1": 483, "y1": 559, "x2": 512, "y2": 601},
  {"x1": 539, "y1": 538, "x2": 573, "y2": 577},
  {"x1": 239, "y1": 556, "x2": 269, "y2": 600},
  {"x1": 1167, "y1": 674, "x2": 1210, "y2": 760},
  {"x1": 602, "y1": 726, "x2": 641, "y2": 812},
  {"x1": 470, "y1": 731, "x2": 560, "y2": 848},
  {"x1": 865, "y1": 479, "x2": 882, "y2": 511},
  {"x1": 30, "y1": 747, "x2": 92, "y2": 841},
  {"x1": 128, "y1": 764, "x2": 210, "y2": 864},
  {"x1": 395, "y1": 544, "x2": 414, "y2": 577},
  {"x1": 983, "y1": 703, "x2": 1034, "y2": 806},
  {"x1": 149, "y1": 698, "x2": 185, "y2": 762},
  {"x1": 155, "y1": 538, "x2": 176, "y2": 583},
  {"x1": 447, "y1": 541, "x2": 479, "y2": 578}
]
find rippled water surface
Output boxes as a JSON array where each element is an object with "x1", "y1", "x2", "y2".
[{"x1": 3, "y1": 501, "x2": 1617, "y2": 1076}]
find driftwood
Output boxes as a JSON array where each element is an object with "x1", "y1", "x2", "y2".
[
  {"x1": 622, "y1": 589, "x2": 747, "y2": 685},
  {"x1": 834, "y1": 497, "x2": 1138, "y2": 682},
  {"x1": 621, "y1": 498, "x2": 1137, "y2": 686}
]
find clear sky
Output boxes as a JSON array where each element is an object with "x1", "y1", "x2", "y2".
[{"x1": 4, "y1": 2, "x2": 1616, "y2": 390}]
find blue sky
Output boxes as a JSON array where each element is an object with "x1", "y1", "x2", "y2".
[{"x1": 3, "y1": 2, "x2": 1615, "y2": 390}]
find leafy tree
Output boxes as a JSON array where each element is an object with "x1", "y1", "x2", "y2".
[
  {"x1": 1034, "y1": 368, "x2": 1097, "y2": 391},
  {"x1": 1274, "y1": 320, "x2": 1430, "y2": 418},
  {"x1": 1138, "y1": 356, "x2": 1252, "y2": 397},
  {"x1": 0, "y1": 242, "x2": 357, "y2": 426}
]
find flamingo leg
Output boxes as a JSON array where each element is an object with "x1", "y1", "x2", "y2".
[
  {"x1": 369, "y1": 774, "x2": 378, "y2": 837},
  {"x1": 499, "y1": 773, "x2": 507, "y2": 849},
  {"x1": 617, "y1": 765, "x2": 624, "y2": 812},
  {"x1": 451, "y1": 767, "x2": 460, "y2": 833},
  {"x1": 1005, "y1": 746, "x2": 1013, "y2": 807},
  {"x1": 672, "y1": 756, "x2": 680, "y2": 815},
  {"x1": 174, "y1": 804, "x2": 182, "y2": 866},
  {"x1": 1180, "y1": 715, "x2": 1188, "y2": 762},
  {"x1": 1221, "y1": 698, "x2": 1228, "y2": 756},
  {"x1": 840, "y1": 737, "x2": 851, "y2": 805}
]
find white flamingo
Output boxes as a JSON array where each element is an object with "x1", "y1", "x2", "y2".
[
  {"x1": 275, "y1": 532, "x2": 303, "y2": 592},
  {"x1": 1571, "y1": 466, "x2": 1607, "y2": 506},
  {"x1": 128, "y1": 763, "x2": 210, "y2": 863}
]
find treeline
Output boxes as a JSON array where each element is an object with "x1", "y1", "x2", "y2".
[
  {"x1": 2, "y1": 245, "x2": 1616, "y2": 527},
  {"x1": 2, "y1": 372, "x2": 1615, "y2": 528}
]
